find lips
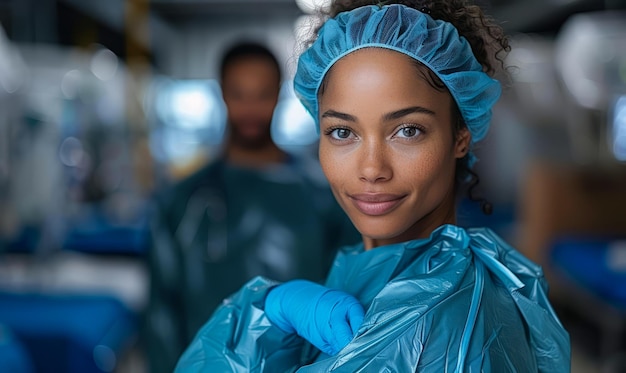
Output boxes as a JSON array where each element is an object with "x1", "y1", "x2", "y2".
[{"x1": 348, "y1": 193, "x2": 407, "y2": 216}]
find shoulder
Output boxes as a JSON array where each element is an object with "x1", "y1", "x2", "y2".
[
  {"x1": 173, "y1": 160, "x2": 225, "y2": 195},
  {"x1": 152, "y1": 160, "x2": 226, "y2": 229},
  {"x1": 156, "y1": 160, "x2": 225, "y2": 208},
  {"x1": 287, "y1": 154, "x2": 331, "y2": 189},
  {"x1": 466, "y1": 227, "x2": 547, "y2": 291},
  {"x1": 468, "y1": 228, "x2": 543, "y2": 272}
]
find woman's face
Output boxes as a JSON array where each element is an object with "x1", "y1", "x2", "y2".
[{"x1": 318, "y1": 48, "x2": 470, "y2": 250}]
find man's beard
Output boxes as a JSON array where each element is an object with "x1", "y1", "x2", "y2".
[{"x1": 229, "y1": 123, "x2": 274, "y2": 150}]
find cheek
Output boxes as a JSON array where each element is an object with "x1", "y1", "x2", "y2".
[
  {"x1": 260, "y1": 100, "x2": 277, "y2": 119},
  {"x1": 318, "y1": 142, "x2": 337, "y2": 181},
  {"x1": 402, "y1": 143, "x2": 455, "y2": 187},
  {"x1": 318, "y1": 141, "x2": 352, "y2": 190},
  {"x1": 225, "y1": 99, "x2": 242, "y2": 116}
]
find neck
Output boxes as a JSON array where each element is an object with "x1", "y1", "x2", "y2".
[{"x1": 225, "y1": 140, "x2": 287, "y2": 168}]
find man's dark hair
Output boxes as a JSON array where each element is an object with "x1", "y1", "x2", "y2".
[{"x1": 219, "y1": 41, "x2": 282, "y2": 83}]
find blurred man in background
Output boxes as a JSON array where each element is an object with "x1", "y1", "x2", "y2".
[{"x1": 145, "y1": 41, "x2": 359, "y2": 373}]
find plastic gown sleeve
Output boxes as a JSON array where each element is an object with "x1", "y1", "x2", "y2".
[{"x1": 174, "y1": 276, "x2": 305, "y2": 373}]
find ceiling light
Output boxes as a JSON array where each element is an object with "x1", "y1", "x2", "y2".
[{"x1": 295, "y1": 0, "x2": 331, "y2": 14}]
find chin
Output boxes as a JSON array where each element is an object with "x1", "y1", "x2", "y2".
[
  {"x1": 353, "y1": 220, "x2": 406, "y2": 242},
  {"x1": 237, "y1": 135, "x2": 270, "y2": 149}
]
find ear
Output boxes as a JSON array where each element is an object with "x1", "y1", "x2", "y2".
[{"x1": 454, "y1": 128, "x2": 471, "y2": 159}]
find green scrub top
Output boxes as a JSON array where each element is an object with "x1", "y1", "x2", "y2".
[{"x1": 146, "y1": 156, "x2": 360, "y2": 373}]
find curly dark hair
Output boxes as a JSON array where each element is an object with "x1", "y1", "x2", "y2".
[{"x1": 311, "y1": 0, "x2": 510, "y2": 215}]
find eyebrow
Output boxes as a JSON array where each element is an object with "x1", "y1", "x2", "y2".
[
  {"x1": 321, "y1": 110, "x2": 357, "y2": 122},
  {"x1": 321, "y1": 106, "x2": 435, "y2": 122},
  {"x1": 382, "y1": 106, "x2": 436, "y2": 121}
]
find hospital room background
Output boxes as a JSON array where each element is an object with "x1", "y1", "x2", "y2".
[{"x1": 0, "y1": 0, "x2": 625, "y2": 372}]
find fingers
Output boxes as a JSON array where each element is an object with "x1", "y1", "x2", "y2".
[
  {"x1": 264, "y1": 285, "x2": 296, "y2": 333},
  {"x1": 330, "y1": 316, "x2": 354, "y2": 353},
  {"x1": 347, "y1": 302, "x2": 365, "y2": 335},
  {"x1": 266, "y1": 280, "x2": 365, "y2": 357},
  {"x1": 320, "y1": 298, "x2": 365, "y2": 356}
]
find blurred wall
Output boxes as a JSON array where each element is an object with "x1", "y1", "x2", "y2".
[{"x1": 163, "y1": 15, "x2": 299, "y2": 79}]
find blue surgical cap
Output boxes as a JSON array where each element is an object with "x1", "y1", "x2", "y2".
[{"x1": 294, "y1": 4, "x2": 501, "y2": 166}]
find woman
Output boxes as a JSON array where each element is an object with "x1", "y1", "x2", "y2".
[{"x1": 174, "y1": 1, "x2": 571, "y2": 371}]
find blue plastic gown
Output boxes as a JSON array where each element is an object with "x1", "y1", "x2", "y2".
[{"x1": 175, "y1": 225, "x2": 571, "y2": 372}]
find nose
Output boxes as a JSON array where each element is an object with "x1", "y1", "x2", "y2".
[{"x1": 358, "y1": 140, "x2": 392, "y2": 183}]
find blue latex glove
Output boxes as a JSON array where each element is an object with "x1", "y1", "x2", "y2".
[{"x1": 265, "y1": 279, "x2": 364, "y2": 356}]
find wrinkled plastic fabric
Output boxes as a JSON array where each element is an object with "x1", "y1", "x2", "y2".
[
  {"x1": 175, "y1": 225, "x2": 571, "y2": 372},
  {"x1": 294, "y1": 4, "x2": 501, "y2": 166}
]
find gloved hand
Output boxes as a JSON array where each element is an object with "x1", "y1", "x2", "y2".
[{"x1": 265, "y1": 279, "x2": 364, "y2": 356}]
